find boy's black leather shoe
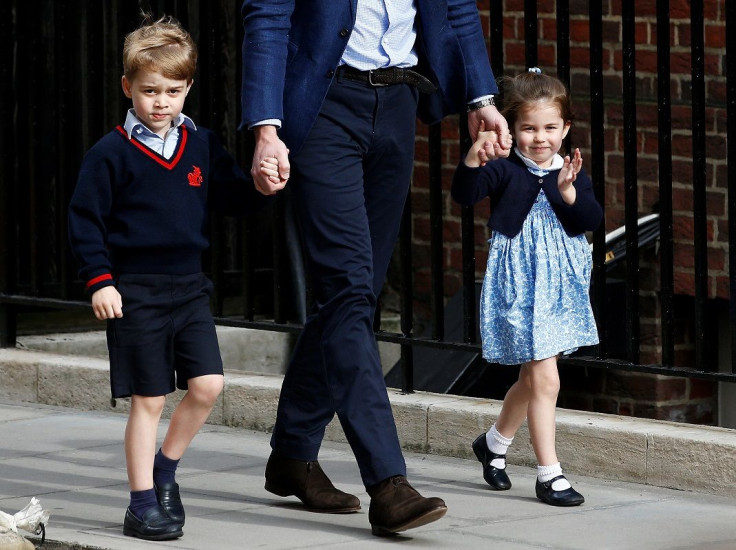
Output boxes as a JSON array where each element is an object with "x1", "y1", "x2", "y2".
[
  {"x1": 535, "y1": 476, "x2": 585, "y2": 507},
  {"x1": 264, "y1": 453, "x2": 361, "y2": 513},
  {"x1": 472, "y1": 434, "x2": 512, "y2": 490},
  {"x1": 156, "y1": 481, "x2": 185, "y2": 525},
  {"x1": 123, "y1": 505, "x2": 183, "y2": 540}
]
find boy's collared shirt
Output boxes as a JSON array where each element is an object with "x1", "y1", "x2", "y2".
[{"x1": 123, "y1": 109, "x2": 197, "y2": 159}]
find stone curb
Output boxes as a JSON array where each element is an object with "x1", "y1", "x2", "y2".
[{"x1": 1, "y1": 347, "x2": 734, "y2": 498}]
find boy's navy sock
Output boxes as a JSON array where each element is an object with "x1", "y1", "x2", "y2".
[
  {"x1": 153, "y1": 449, "x2": 180, "y2": 486},
  {"x1": 129, "y1": 488, "x2": 158, "y2": 519}
]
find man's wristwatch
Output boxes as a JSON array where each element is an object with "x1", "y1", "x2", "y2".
[{"x1": 466, "y1": 96, "x2": 495, "y2": 112}]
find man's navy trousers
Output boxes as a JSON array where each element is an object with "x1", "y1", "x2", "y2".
[{"x1": 270, "y1": 73, "x2": 419, "y2": 487}]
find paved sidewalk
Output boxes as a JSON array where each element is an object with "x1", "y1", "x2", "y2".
[{"x1": 0, "y1": 400, "x2": 735, "y2": 550}]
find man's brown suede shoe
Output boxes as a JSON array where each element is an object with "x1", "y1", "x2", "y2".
[
  {"x1": 264, "y1": 453, "x2": 361, "y2": 513},
  {"x1": 367, "y1": 475, "x2": 447, "y2": 536}
]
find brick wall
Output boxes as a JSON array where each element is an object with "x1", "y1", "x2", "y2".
[{"x1": 406, "y1": 1, "x2": 726, "y2": 423}]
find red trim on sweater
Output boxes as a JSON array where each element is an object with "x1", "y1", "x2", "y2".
[
  {"x1": 86, "y1": 273, "x2": 113, "y2": 288},
  {"x1": 115, "y1": 125, "x2": 188, "y2": 170}
]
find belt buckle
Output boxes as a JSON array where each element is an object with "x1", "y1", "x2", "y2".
[{"x1": 367, "y1": 69, "x2": 389, "y2": 87}]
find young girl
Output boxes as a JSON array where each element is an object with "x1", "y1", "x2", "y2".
[{"x1": 451, "y1": 69, "x2": 602, "y2": 507}]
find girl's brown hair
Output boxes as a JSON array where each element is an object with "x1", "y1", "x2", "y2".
[
  {"x1": 123, "y1": 14, "x2": 197, "y2": 82},
  {"x1": 500, "y1": 71, "x2": 573, "y2": 131}
]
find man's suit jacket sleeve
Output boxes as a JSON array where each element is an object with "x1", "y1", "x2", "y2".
[
  {"x1": 446, "y1": 0, "x2": 497, "y2": 100},
  {"x1": 240, "y1": 0, "x2": 295, "y2": 129}
]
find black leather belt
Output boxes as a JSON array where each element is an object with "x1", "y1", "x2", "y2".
[{"x1": 337, "y1": 65, "x2": 437, "y2": 94}]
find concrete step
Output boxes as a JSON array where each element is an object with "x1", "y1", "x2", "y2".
[
  {"x1": 1, "y1": 342, "x2": 735, "y2": 499},
  {"x1": 17, "y1": 327, "x2": 402, "y2": 377}
]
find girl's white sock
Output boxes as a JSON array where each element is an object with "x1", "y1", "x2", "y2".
[
  {"x1": 537, "y1": 462, "x2": 572, "y2": 490},
  {"x1": 485, "y1": 424, "x2": 513, "y2": 468}
]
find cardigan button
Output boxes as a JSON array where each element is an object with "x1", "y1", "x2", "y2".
[
  {"x1": 339, "y1": 28, "x2": 349, "y2": 38},
  {"x1": 538, "y1": 178, "x2": 543, "y2": 184}
]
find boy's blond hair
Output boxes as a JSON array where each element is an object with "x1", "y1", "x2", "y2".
[{"x1": 123, "y1": 14, "x2": 197, "y2": 82}]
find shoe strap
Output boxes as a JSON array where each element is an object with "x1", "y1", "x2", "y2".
[{"x1": 543, "y1": 474, "x2": 567, "y2": 486}]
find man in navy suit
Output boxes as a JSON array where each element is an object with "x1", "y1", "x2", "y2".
[{"x1": 240, "y1": 0, "x2": 509, "y2": 536}]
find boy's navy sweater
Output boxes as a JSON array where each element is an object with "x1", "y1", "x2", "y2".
[
  {"x1": 451, "y1": 150, "x2": 603, "y2": 238},
  {"x1": 69, "y1": 125, "x2": 268, "y2": 294}
]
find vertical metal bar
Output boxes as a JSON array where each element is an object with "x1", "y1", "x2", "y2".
[
  {"x1": 622, "y1": 1, "x2": 640, "y2": 363},
  {"x1": 38, "y1": 1, "x2": 57, "y2": 296},
  {"x1": 524, "y1": 0, "x2": 538, "y2": 68},
  {"x1": 588, "y1": 0, "x2": 607, "y2": 357},
  {"x1": 199, "y1": 2, "x2": 224, "y2": 315},
  {"x1": 399, "y1": 190, "x2": 414, "y2": 393},
  {"x1": 56, "y1": 0, "x2": 77, "y2": 299},
  {"x1": 556, "y1": 0, "x2": 570, "y2": 86},
  {"x1": 429, "y1": 123, "x2": 445, "y2": 340},
  {"x1": 727, "y1": 0, "x2": 736, "y2": 373},
  {"x1": 489, "y1": 0, "x2": 504, "y2": 80},
  {"x1": 0, "y1": 0, "x2": 15, "y2": 346},
  {"x1": 272, "y1": 196, "x2": 287, "y2": 323},
  {"x1": 459, "y1": 116, "x2": 476, "y2": 344},
  {"x1": 23, "y1": 1, "x2": 41, "y2": 294},
  {"x1": 690, "y1": 0, "x2": 708, "y2": 371},
  {"x1": 0, "y1": 0, "x2": 15, "y2": 285},
  {"x1": 210, "y1": 217, "x2": 225, "y2": 317},
  {"x1": 556, "y1": 0, "x2": 571, "y2": 156},
  {"x1": 657, "y1": 0, "x2": 675, "y2": 366},
  {"x1": 101, "y1": 1, "x2": 122, "y2": 138},
  {"x1": 241, "y1": 220, "x2": 255, "y2": 321}
]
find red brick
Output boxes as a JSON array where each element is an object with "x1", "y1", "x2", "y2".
[
  {"x1": 674, "y1": 271, "x2": 695, "y2": 296},
  {"x1": 706, "y1": 190, "x2": 726, "y2": 217},
  {"x1": 413, "y1": 218, "x2": 430, "y2": 242},
  {"x1": 539, "y1": 18, "x2": 556, "y2": 41},
  {"x1": 715, "y1": 276, "x2": 730, "y2": 299},
  {"x1": 569, "y1": 19, "x2": 590, "y2": 42},
  {"x1": 537, "y1": 44, "x2": 557, "y2": 67},
  {"x1": 670, "y1": 105, "x2": 692, "y2": 130},
  {"x1": 636, "y1": 22, "x2": 651, "y2": 45},
  {"x1": 705, "y1": 24, "x2": 726, "y2": 49},
  {"x1": 673, "y1": 243, "x2": 695, "y2": 268},
  {"x1": 669, "y1": 51, "x2": 691, "y2": 74},
  {"x1": 716, "y1": 220, "x2": 730, "y2": 243},
  {"x1": 412, "y1": 164, "x2": 429, "y2": 186},
  {"x1": 708, "y1": 248, "x2": 725, "y2": 272},
  {"x1": 671, "y1": 133, "x2": 697, "y2": 158},
  {"x1": 605, "y1": 372, "x2": 687, "y2": 401}
]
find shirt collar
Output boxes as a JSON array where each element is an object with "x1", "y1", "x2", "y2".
[
  {"x1": 122, "y1": 109, "x2": 197, "y2": 139},
  {"x1": 514, "y1": 147, "x2": 564, "y2": 176}
]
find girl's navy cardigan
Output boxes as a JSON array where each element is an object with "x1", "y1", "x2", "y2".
[
  {"x1": 68, "y1": 125, "x2": 268, "y2": 294},
  {"x1": 451, "y1": 150, "x2": 603, "y2": 238}
]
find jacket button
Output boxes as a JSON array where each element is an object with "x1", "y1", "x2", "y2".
[
  {"x1": 339, "y1": 28, "x2": 349, "y2": 37},
  {"x1": 538, "y1": 178, "x2": 543, "y2": 184},
  {"x1": 326, "y1": 69, "x2": 334, "y2": 78}
]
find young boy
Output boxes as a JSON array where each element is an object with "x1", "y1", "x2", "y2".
[{"x1": 68, "y1": 15, "x2": 267, "y2": 541}]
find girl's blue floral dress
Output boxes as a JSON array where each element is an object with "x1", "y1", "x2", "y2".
[{"x1": 480, "y1": 151, "x2": 599, "y2": 365}]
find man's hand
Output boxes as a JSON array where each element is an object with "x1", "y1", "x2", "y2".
[
  {"x1": 91, "y1": 286, "x2": 123, "y2": 321},
  {"x1": 468, "y1": 105, "x2": 511, "y2": 159},
  {"x1": 251, "y1": 125, "x2": 290, "y2": 195}
]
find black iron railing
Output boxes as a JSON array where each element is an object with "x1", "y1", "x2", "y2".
[{"x1": 1, "y1": 1, "x2": 735, "y2": 398}]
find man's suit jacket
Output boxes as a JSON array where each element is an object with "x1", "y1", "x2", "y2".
[{"x1": 240, "y1": 0, "x2": 498, "y2": 153}]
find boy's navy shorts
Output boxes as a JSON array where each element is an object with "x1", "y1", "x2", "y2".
[{"x1": 106, "y1": 273, "x2": 223, "y2": 398}]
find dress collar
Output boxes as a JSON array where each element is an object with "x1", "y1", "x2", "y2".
[{"x1": 514, "y1": 147, "x2": 564, "y2": 176}]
